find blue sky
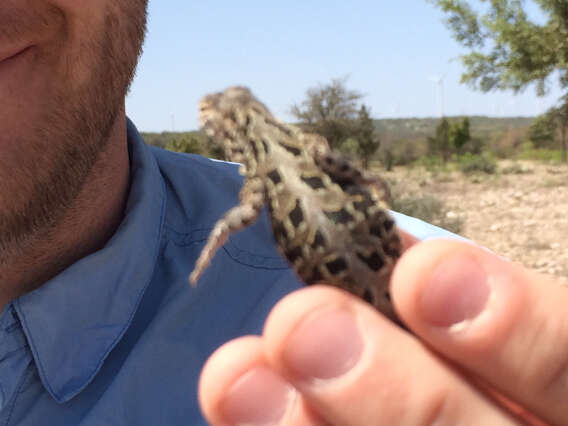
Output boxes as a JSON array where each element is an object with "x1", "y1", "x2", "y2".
[{"x1": 126, "y1": 1, "x2": 563, "y2": 132}]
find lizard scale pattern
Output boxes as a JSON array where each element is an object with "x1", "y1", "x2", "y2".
[{"x1": 189, "y1": 87, "x2": 403, "y2": 324}]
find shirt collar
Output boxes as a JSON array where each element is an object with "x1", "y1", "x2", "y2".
[{"x1": 13, "y1": 118, "x2": 166, "y2": 403}]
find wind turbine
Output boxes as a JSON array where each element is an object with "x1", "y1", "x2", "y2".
[{"x1": 429, "y1": 73, "x2": 447, "y2": 117}]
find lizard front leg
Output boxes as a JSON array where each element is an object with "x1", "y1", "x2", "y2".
[{"x1": 189, "y1": 177, "x2": 265, "y2": 285}]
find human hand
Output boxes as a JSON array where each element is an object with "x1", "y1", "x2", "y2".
[{"x1": 198, "y1": 238, "x2": 565, "y2": 425}]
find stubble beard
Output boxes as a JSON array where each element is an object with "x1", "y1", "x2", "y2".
[{"x1": 0, "y1": 1, "x2": 148, "y2": 264}]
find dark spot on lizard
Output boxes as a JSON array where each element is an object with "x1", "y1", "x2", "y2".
[
  {"x1": 289, "y1": 199, "x2": 304, "y2": 228},
  {"x1": 301, "y1": 175, "x2": 325, "y2": 190},
  {"x1": 249, "y1": 139, "x2": 259, "y2": 158},
  {"x1": 325, "y1": 208, "x2": 354, "y2": 225},
  {"x1": 285, "y1": 246, "x2": 303, "y2": 263},
  {"x1": 353, "y1": 197, "x2": 374, "y2": 214},
  {"x1": 240, "y1": 216, "x2": 255, "y2": 226},
  {"x1": 325, "y1": 257, "x2": 348, "y2": 275},
  {"x1": 267, "y1": 169, "x2": 282, "y2": 185},
  {"x1": 356, "y1": 251, "x2": 385, "y2": 272},
  {"x1": 280, "y1": 143, "x2": 301, "y2": 156},
  {"x1": 310, "y1": 229, "x2": 326, "y2": 249},
  {"x1": 370, "y1": 224, "x2": 384, "y2": 238}
]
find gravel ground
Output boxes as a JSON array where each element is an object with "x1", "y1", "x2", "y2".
[{"x1": 385, "y1": 160, "x2": 568, "y2": 285}]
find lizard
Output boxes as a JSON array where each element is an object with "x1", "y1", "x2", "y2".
[{"x1": 189, "y1": 86, "x2": 403, "y2": 324}]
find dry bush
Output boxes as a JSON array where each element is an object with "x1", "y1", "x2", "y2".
[{"x1": 489, "y1": 127, "x2": 527, "y2": 158}]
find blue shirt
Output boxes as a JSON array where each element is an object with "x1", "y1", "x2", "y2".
[{"x1": 0, "y1": 119, "x2": 465, "y2": 425}]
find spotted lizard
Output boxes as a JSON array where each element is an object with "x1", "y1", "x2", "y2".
[{"x1": 189, "y1": 86, "x2": 402, "y2": 324}]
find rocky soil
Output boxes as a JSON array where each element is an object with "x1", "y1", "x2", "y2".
[{"x1": 385, "y1": 160, "x2": 568, "y2": 285}]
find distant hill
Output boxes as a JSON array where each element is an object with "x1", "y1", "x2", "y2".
[
  {"x1": 142, "y1": 116, "x2": 534, "y2": 157},
  {"x1": 373, "y1": 116, "x2": 534, "y2": 140},
  {"x1": 141, "y1": 116, "x2": 535, "y2": 148}
]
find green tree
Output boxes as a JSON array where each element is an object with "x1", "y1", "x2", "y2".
[
  {"x1": 431, "y1": 0, "x2": 568, "y2": 96},
  {"x1": 528, "y1": 96, "x2": 568, "y2": 161},
  {"x1": 529, "y1": 113, "x2": 556, "y2": 149},
  {"x1": 428, "y1": 117, "x2": 451, "y2": 163},
  {"x1": 548, "y1": 97, "x2": 568, "y2": 162},
  {"x1": 290, "y1": 77, "x2": 362, "y2": 150},
  {"x1": 377, "y1": 134, "x2": 396, "y2": 171},
  {"x1": 432, "y1": 0, "x2": 568, "y2": 161},
  {"x1": 380, "y1": 147, "x2": 395, "y2": 171},
  {"x1": 355, "y1": 104, "x2": 380, "y2": 169},
  {"x1": 450, "y1": 117, "x2": 470, "y2": 153}
]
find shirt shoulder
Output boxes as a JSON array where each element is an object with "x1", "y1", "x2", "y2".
[
  {"x1": 149, "y1": 146, "x2": 288, "y2": 269},
  {"x1": 150, "y1": 148, "x2": 241, "y2": 229}
]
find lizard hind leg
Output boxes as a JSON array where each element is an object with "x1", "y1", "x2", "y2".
[{"x1": 189, "y1": 178, "x2": 265, "y2": 286}]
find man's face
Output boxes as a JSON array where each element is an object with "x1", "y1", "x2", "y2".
[{"x1": 0, "y1": 0, "x2": 147, "y2": 258}]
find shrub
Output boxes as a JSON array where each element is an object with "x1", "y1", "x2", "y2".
[
  {"x1": 458, "y1": 153, "x2": 497, "y2": 174},
  {"x1": 419, "y1": 155, "x2": 446, "y2": 173},
  {"x1": 378, "y1": 147, "x2": 395, "y2": 171},
  {"x1": 165, "y1": 136, "x2": 205, "y2": 155},
  {"x1": 338, "y1": 137, "x2": 360, "y2": 155},
  {"x1": 489, "y1": 127, "x2": 526, "y2": 158},
  {"x1": 518, "y1": 147, "x2": 563, "y2": 163},
  {"x1": 391, "y1": 139, "x2": 426, "y2": 166},
  {"x1": 164, "y1": 134, "x2": 225, "y2": 159}
]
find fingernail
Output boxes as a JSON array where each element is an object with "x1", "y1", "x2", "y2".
[
  {"x1": 420, "y1": 253, "x2": 490, "y2": 327},
  {"x1": 220, "y1": 367, "x2": 294, "y2": 425},
  {"x1": 283, "y1": 309, "x2": 364, "y2": 380}
]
